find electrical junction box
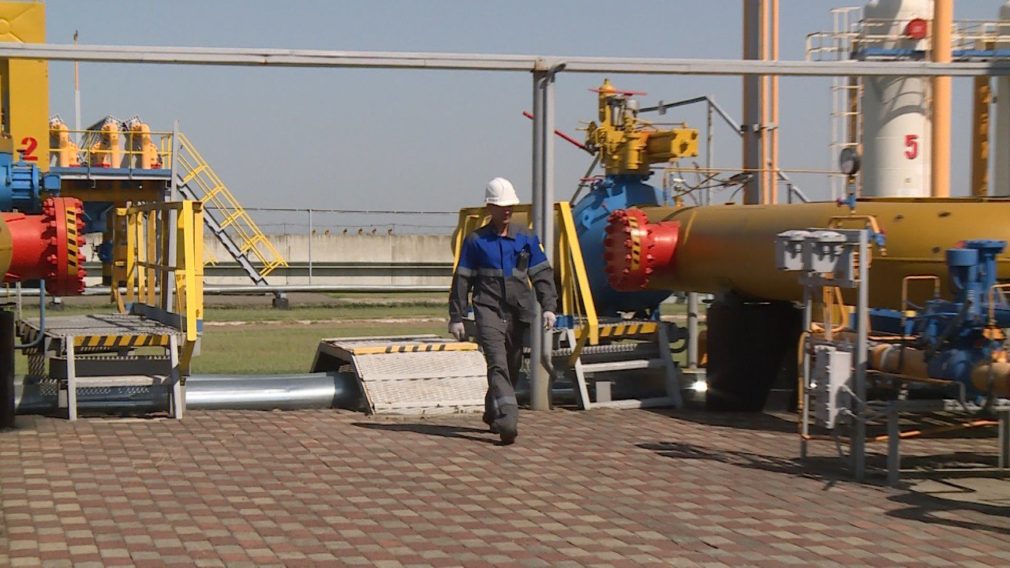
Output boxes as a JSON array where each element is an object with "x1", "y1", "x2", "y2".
[
  {"x1": 775, "y1": 230, "x2": 811, "y2": 271},
  {"x1": 805, "y1": 231, "x2": 849, "y2": 276},
  {"x1": 776, "y1": 229, "x2": 859, "y2": 284},
  {"x1": 811, "y1": 344, "x2": 852, "y2": 429}
]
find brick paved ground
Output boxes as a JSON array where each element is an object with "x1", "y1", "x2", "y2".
[{"x1": 2, "y1": 408, "x2": 1009, "y2": 567}]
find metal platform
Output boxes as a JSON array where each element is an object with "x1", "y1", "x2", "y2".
[
  {"x1": 51, "y1": 166, "x2": 173, "y2": 181},
  {"x1": 18, "y1": 313, "x2": 180, "y2": 350},
  {"x1": 311, "y1": 335, "x2": 487, "y2": 415},
  {"x1": 17, "y1": 314, "x2": 185, "y2": 420},
  {"x1": 553, "y1": 320, "x2": 682, "y2": 411}
]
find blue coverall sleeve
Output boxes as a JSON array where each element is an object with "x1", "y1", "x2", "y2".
[
  {"x1": 449, "y1": 235, "x2": 478, "y2": 323},
  {"x1": 526, "y1": 234, "x2": 558, "y2": 313}
]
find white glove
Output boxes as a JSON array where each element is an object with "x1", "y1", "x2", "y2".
[
  {"x1": 449, "y1": 321, "x2": 466, "y2": 341},
  {"x1": 542, "y1": 311, "x2": 557, "y2": 330}
]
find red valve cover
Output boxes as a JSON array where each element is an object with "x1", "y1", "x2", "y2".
[{"x1": 2, "y1": 197, "x2": 87, "y2": 296}]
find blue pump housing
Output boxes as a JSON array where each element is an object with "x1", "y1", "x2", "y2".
[
  {"x1": 870, "y1": 239, "x2": 1010, "y2": 398},
  {"x1": 0, "y1": 152, "x2": 60, "y2": 213},
  {"x1": 571, "y1": 174, "x2": 672, "y2": 317}
]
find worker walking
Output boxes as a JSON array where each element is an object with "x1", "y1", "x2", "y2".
[{"x1": 449, "y1": 177, "x2": 558, "y2": 445}]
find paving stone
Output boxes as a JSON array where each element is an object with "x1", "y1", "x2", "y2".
[{"x1": 1, "y1": 409, "x2": 1008, "y2": 565}]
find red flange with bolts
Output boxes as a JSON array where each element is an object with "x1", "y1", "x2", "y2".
[
  {"x1": 603, "y1": 208, "x2": 680, "y2": 291},
  {"x1": 1, "y1": 197, "x2": 87, "y2": 295}
]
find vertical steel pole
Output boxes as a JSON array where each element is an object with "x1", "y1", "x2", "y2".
[
  {"x1": 996, "y1": 75, "x2": 1010, "y2": 196},
  {"x1": 800, "y1": 285, "x2": 811, "y2": 460},
  {"x1": 690, "y1": 99, "x2": 715, "y2": 361},
  {"x1": 970, "y1": 76, "x2": 991, "y2": 197},
  {"x1": 687, "y1": 293, "x2": 699, "y2": 370},
  {"x1": 0, "y1": 310, "x2": 15, "y2": 429},
  {"x1": 74, "y1": 31, "x2": 81, "y2": 139},
  {"x1": 530, "y1": 69, "x2": 550, "y2": 411},
  {"x1": 164, "y1": 120, "x2": 182, "y2": 312},
  {"x1": 887, "y1": 401, "x2": 900, "y2": 486},
  {"x1": 742, "y1": 0, "x2": 763, "y2": 204},
  {"x1": 999, "y1": 409, "x2": 1010, "y2": 469},
  {"x1": 307, "y1": 209, "x2": 314, "y2": 284},
  {"x1": 170, "y1": 120, "x2": 181, "y2": 201},
  {"x1": 931, "y1": 0, "x2": 952, "y2": 198},
  {"x1": 543, "y1": 73, "x2": 556, "y2": 270},
  {"x1": 706, "y1": 101, "x2": 714, "y2": 206},
  {"x1": 853, "y1": 230, "x2": 869, "y2": 481}
]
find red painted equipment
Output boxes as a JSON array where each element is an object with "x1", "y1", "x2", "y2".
[
  {"x1": 1, "y1": 197, "x2": 86, "y2": 295},
  {"x1": 603, "y1": 208, "x2": 679, "y2": 290}
]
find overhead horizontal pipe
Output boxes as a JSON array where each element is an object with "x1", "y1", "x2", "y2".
[{"x1": 1, "y1": 43, "x2": 1010, "y2": 76}]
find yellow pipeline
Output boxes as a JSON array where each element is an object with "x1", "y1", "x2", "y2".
[
  {"x1": 628, "y1": 198, "x2": 1010, "y2": 309},
  {"x1": 870, "y1": 344, "x2": 1010, "y2": 398}
]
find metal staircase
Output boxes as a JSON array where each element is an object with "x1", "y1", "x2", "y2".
[{"x1": 173, "y1": 132, "x2": 287, "y2": 285}]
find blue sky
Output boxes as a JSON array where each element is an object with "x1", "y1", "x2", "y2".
[{"x1": 41, "y1": 1, "x2": 1010, "y2": 232}]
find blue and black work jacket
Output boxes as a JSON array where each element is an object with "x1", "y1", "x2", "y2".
[{"x1": 450, "y1": 223, "x2": 558, "y2": 324}]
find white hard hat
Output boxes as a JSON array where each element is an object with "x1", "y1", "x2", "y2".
[{"x1": 485, "y1": 177, "x2": 520, "y2": 206}]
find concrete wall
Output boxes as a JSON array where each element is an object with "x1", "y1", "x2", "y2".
[
  {"x1": 249, "y1": 233, "x2": 453, "y2": 263},
  {"x1": 204, "y1": 233, "x2": 454, "y2": 286},
  {"x1": 79, "y1": 233, "x2": 455, "y2": 288}
]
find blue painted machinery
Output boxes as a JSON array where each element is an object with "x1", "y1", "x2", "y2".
[
  {"x1": 870, "y1": 239, "x2": 1010, "y2": 401},
  {"x1": 570, "y1": 80, "x2": 699, "y2": 317},
  {"x1": 0, "y1": 150, "x2": 60, "y2": 212},
  {"x1": 572, "y1": 175, "x2": 673, "y2": 317}
]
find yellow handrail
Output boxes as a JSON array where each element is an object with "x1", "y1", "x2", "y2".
[
  {"x1": 113, "y1": 201, "x2": 204, "y2": 373},
  {"x1": 175, "y1": 132, "x2": 288, "y2": 278}
]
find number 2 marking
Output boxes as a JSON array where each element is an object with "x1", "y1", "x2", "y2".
[{"x1": 19, "y1": 136, "x2": 38, "y2": 162}]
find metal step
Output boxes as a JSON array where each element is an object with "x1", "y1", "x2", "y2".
[
  {"x1": 50, "y1": 356, "x2": 172, "y2": 379},
  {"x1": 313, "y1": 337, "x2": 488, "y2": 415},
  {"x1": 589, "y1": 396, "x2": 675, "y2": 410},
  {"x1": 69, "y1": 375, "x2": 172, "y2": 388},
  {"x1": 579, "y1": 359, "x2": 666, "y2": 374}
]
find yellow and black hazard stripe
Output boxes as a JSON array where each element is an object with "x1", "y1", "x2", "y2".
[
  {"x1": 626, "y1": 213, "x2": 642, "y2": 271},
  {"x1": 575, "y1": 321, "x2": 659, "y2": 340},
  {"x1": 599, "y1": 322, "x2": 658, "y2": 337},
  {"x1": 352, "y1": 342, "x2": 477, "y2": 355},
  {"x1": 74, "y1": 334, "x2": 173, "y2": 349},
  {"x1": 65, "y1": 204, "x2": 80, "y2": 276}
]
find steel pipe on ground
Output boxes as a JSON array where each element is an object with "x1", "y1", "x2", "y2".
[{"x1": 13, "y1": 373, "x2": 361, "y2": 414}]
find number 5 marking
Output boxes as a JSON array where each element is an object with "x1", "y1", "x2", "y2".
[{"x1": 904, "y1": 134, "x2": 918, "y2": 160}]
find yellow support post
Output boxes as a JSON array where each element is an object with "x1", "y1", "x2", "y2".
[
  {"x1": 556, "y1": 201, "x2": 598, "y2": 345},
  {"x1": 971, "y1": 75, "x2": 991, "y2": 198},
  {"x1": 0, "y1": 1, "x2": 49, "y2": 169}
]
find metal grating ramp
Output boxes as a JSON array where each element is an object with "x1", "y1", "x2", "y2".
[{"x1": 311, "y1": 335, "x2": 487, "y2": 415}]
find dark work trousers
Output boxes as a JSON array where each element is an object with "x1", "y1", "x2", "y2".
[{"x1": 476, "y1": 311, "x2": 527, "y2": 435}]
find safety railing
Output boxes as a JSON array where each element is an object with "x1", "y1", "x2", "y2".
[
  {"x1": 807, "y1": 17, "x2": 1010, "y2": 63},
  {"x1": 112, "y1": 200, "x2": 204, "y2": 371},
  {"x1": 174, "y1": 132, "x2": 287, "y2": 280},
  {"x1": 48, "y1": 125, "x2": 174, "y2": 170}
]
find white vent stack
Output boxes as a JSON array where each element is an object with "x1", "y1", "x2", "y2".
[{"x1": 860, "y1": 0, "x2": 934, "y2": 197}]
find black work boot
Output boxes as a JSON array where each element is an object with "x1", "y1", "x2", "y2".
[
  {"x1": 482, "y1": 414, "x2": 500, "y2": 434},
  {"x1": 497, "y1": 424, "x2": 517, "y2": 445},
  {"x1": 494, "y1": 404, "x2": 519, "y2": 445}
]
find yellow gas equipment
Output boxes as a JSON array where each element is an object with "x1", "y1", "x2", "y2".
[
  {"x1": 88, "y1": 118, "x2": 123, "y2": 168},
  {"x1": 584, "y1": 79, "x2": 700, "y2": 175},
  {"x1": 49, "y1": 116, "x2": 80, "y2": 167},
  {"x1": 124, "y1": 117, "x2": 162, "y2": 169}
]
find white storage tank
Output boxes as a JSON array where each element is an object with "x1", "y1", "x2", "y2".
[{"x1": 860, "y1": 0, "x2": 933, "y2": 198}]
